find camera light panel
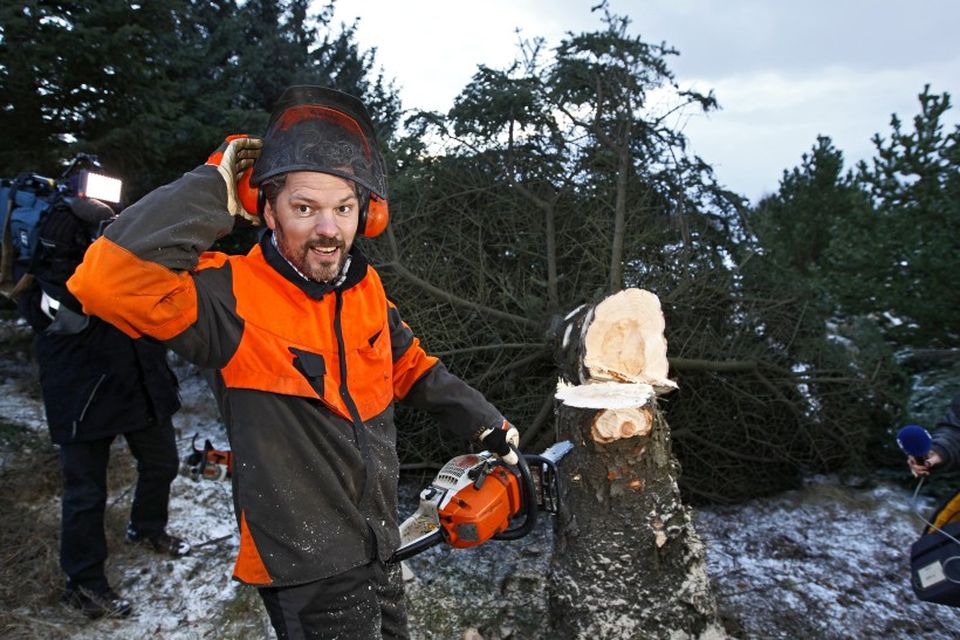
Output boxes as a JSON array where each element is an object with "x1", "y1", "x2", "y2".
[{"x1": 80, "y1": 170, "x2": 123, "y2": 203}]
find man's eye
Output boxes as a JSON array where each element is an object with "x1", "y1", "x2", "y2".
[
  {"x1": 336, "y1": 205, "x2": 352, "y2": 215},
  {"x1": 297, "y1": 205, "x2": 311, "y2": 215}
]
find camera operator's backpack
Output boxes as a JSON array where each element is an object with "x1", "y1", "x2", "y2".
[
  {"x1": 910, "y1": 487, "x2": 960, "y2": 607},
  {"x1": 0, "y1": 173, "x2": 59, "y2": 297}
]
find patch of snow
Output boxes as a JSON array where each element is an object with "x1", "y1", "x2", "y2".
[
  {"x1": 695, "y1": 475, "x2": 960, "y2": 639},
  {"x1": 0, "y1": 377, "x2": 45, "y2": 431}
]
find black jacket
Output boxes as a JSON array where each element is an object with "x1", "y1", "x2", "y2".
[
  {"x1": 18, "y1": 200, "x2": 180, "y2": 445},
  {"x1": 930, "y1": 394, "x2": 960, "y2": 470}
]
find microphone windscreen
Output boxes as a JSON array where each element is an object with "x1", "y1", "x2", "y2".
[{"x1": 897, "y1": 424, "x2": 932, "y2": 458}]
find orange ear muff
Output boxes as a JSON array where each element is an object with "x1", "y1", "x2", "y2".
[
  {"x1": 363, "y1": 194, "x2": 389, "y2": 237},
  {"x1": 237, "y1": 166, "x2": 260, "y2": 218}
]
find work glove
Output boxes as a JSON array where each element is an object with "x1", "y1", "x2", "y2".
[
  {"x1": 206, "y1": 135, "x2": 262, "y2": 223},
  {"x1": 478, "y1": 419, "x2": 520, "y2": 466}
]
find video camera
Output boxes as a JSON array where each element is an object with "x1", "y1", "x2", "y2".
[{"x1": 1, "y1": 153, "x2": 124, "y2": 298}]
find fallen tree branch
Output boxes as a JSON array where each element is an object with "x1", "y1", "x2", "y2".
[
  {"x1": 520, "y1": 391, "x2": 558, "y2": 451},
  {"x1": 470, "y1": 348, "x2": 551, "y2": 386},
  {"x1": 381, "y1": 227, "x2": 540, "y2": 330},
  {"x1": 669, "y1": 357, "x2": 759, "y2": 373},
  {"x1": 433, "y1": 343, "x2": 547, "y2": 357},
  {"x1": 899, "y1": 349, "x2": 960, "y2": 369},
  {"x1": 671, "y1": 427, "x2": 784, "y2": 465}
]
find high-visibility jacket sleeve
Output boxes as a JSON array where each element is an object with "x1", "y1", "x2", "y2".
[
  {"x1": 387, "y1": 300, "x2": 437, "y2": 399},
  {"x1": 68, "y1": 166, "x2": 243, "y2": 368},
  {"x1": 101, "y1": 165, "x2": 235, "y2": 271},
  {"x1": 387, "y1": 300, "x2": 503, "y2": 441}
]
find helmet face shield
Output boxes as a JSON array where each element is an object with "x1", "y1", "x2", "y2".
[{"x1": 251, "y1": 86, "x2": 388, "y2": 201}]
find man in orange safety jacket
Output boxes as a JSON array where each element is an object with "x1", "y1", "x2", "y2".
[{"x1": 68, "y1": 86, "x2": 519, "y2": 639}]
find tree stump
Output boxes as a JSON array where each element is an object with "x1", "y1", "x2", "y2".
[{"x1": 548, "y1": 288, "x2": 724, "y2": 639}]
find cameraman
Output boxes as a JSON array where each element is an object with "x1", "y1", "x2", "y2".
[
  {"x1": 907, "y1": 394, "x2": 960, "y2": 477},
  {"x1": 17, "y1": 187, "x2": 188, "y2": 619}
]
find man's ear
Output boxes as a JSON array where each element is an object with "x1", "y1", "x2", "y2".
[{"x1": 262, "y1": 200, "x2": 277, "y2": 230}]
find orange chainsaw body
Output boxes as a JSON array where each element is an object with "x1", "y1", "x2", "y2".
[{"x1": 439, "y1": 465, "x2": 522, "y2": 548}]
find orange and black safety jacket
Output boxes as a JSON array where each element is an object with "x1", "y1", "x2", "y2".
[{"x1": 67, "y1": 165, "x2": 504, "y2": 587}]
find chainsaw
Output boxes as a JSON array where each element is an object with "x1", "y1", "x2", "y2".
[
  {"x1": 389, "y1": 440, "x2": 572, "y2": 563},
  {"x1": 182, "y1": 434, "x2": 234, "y2": 482}
]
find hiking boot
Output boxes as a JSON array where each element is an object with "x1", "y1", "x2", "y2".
[
  {"x1": 61, "y1": 586, "x2": 132, "y2": 619},
  {"x1": 126, "y1": 526, "x2": 191, "y2": 557}
]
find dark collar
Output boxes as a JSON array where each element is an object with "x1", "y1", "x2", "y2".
[{"x1": 259, "y1": 229, "x2": 368, "y2": 300}]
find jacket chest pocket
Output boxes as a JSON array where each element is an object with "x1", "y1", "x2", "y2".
[
  {"x1": 350, "y1": 330, "x2": 393, "y2": 417},
  {"x1": 289, "y1": 347, "x2": 327, "y2": 398}
]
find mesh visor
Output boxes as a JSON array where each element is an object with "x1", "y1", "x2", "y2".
[{"x1": 250, "y1": 86, "x2": 387, "y2": 200}]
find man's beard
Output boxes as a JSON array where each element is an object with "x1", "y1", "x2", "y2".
[{"x1": 274, "y1": 229, "x2": 349, "y2": 283}]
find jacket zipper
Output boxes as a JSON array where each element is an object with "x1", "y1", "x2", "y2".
[{"x1": 334, "y1": 291, "x2": 375, "y2": 506}]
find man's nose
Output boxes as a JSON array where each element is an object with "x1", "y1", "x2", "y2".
[{"x1": 313, "y1": 212, "x2": 339, "y2": 236}]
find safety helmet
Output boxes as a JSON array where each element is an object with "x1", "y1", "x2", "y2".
[{"x1": 250, "y1": 86, "x2": 389, "y2": 237}]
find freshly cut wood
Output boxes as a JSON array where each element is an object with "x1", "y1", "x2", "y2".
[
  {"x1": 555, "y1": 380, "x2": 655, "y2": 445},
  {"x1": 583, "y1": 288, "x2": 674, "y2": 388},
  {"x1": 591, "y1": 406, "x2": 654, "y2": 444},
  {"x1": 561, "y1": 288, "x2": 677, "y2": 392}
]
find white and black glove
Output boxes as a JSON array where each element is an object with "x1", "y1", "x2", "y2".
[
  {"x1": 206, "y1": 135, "x2": 262, "y2": 222},
  {"x1": 478, "y1": 419, "x2": 520, "y2": 465}
]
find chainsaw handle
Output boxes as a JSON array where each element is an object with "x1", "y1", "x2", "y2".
[{"x1": 493, "y1": 444, "x2": 538, "y2": 541}]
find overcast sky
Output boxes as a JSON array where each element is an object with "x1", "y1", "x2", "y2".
[{"x1": 329, "y1": 0, "x2": 960, "y2": 203}]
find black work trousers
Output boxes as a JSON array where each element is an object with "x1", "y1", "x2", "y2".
[
  {"x1": 258, "y1": 561, "x2": 409, "y2": 640},
  {"x1": 58, "y1": 416, "x2": 179, "y2": 591}
]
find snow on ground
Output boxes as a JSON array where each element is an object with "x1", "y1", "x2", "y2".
[
  {"x1": 696, "y1": 477, "x2": 960, "y2": 639},
  {"x1": 4, "y1": 318, "x2": 960, "y2": 638}
]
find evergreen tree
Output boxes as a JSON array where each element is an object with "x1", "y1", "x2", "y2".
[
  {"x1": 752, "y1": 136, "x2": 872, "y2": 278},
  {"x1": 0, "y1": 1, "x2": 400, "y2": 200},
  {"x1": 845, "y1": 86, "x2": 960, "y2": 345},
  {"x1": 744, "y1": 136, "x2": 905, "y2": 472}
]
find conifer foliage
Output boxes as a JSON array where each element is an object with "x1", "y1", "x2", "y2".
[{"x1": 0, "y1": 1, "x2": 399, "y2": 200}]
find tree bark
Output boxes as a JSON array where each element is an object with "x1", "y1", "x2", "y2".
[{"x1": 548, "y1": 288, "x2": 723, "y2": 639}]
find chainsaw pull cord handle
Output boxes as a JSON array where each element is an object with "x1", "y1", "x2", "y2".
[{"x1": 493, "y1": 444, "x2": 538, "y2": 541}]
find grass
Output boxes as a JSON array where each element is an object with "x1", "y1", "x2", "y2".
[
  {"x1": 0, "y1": 421, "x2": 65, "y2": 639},
  {"x1": 0, "y1": 418, "x2": 46, "y2": 455},
  {"x1": 0, "y1": 419, "x2": 142, "y2": 640}
]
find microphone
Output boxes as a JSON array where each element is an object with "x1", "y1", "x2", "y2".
[{"x1": 897, "y1": 424, "x2": 933, "y2": 462}]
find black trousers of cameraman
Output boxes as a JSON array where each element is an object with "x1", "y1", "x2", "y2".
[
  {"x1": 258, "y1": 561, "x2": 409, "y2": 640},
  {"x1": 59, "y1": 416, "x2": 179, "y2": 591}
]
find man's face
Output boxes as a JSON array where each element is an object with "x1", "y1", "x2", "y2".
[{"x1": 263, "y1": 171, "x2": 360, "y2": 283}]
